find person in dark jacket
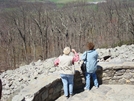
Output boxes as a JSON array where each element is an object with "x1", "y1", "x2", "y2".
[{"x1": 81, "y1": 42, "x2": 99, "y2": 90}]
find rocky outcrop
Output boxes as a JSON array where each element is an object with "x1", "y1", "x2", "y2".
[
  {"x1": 11, "y1": 62, "x2": 134, "y2": 101},
  {"x1": 0, "y1": 58, "x2": 58, "y2": 101},
  {"x1": 0, "y1": 44, "x2": 134, "y2": 101},
  {"x1": 56, "y1": 85, "x2": 134, "y2": 101},
  {"x1": 96, "y1": 44, "x2": 134, "y2": 62},
  {"x1": 98, "y1": 62, "x2": 134, "y2": 84}
]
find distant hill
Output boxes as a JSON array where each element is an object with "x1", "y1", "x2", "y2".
[
  {"x1": 0, "y1": 0, "x2": 106, "y2": 3},
  {"x1": 36, "y1": 0, "x2": 134, "y2": 3},
  {"x1": 49, "y1": 0, "x2": 105, "y2": 3},
  {"x1": 1, "y1": 0, "x2": 134, "y2": 4}
]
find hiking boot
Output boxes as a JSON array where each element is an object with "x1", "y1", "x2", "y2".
[
  {"x1": 65, "y1": 96, "x2": 69, "y2": 99},
  {"x1": 84, "y1": 87, "x2": 90, "y2": 91},
  {"x1": 70, "y1": 94, "x2": 73, "y2": 97},
  {"x1": 95, "y1": 86, "x2": 99, "y2": 89}
]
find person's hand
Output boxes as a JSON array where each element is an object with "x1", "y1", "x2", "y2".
[{"x1": 72, "y1": 49, "x2": 76, "y2": 53}]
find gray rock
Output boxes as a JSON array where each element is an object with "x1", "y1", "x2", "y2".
[{"x1": 1, "y1": 44, "x2": 134, "y2": 101}]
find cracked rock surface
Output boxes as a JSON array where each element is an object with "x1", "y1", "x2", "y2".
[{"x1": 56, "y1": 85, "x2": 134, "y2": 101}]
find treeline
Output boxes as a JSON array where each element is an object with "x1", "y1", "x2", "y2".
[{"x1": 0, "y1": 0, "x2": 134, "y2": 70}]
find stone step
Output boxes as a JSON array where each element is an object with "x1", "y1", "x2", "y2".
[{"x1": 56, "y1": 84, "x2": 134, "y2": 101}]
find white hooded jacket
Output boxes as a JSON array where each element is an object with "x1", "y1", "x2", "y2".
[{"x1": 58, "y1": 54, "x2": 75, "y2": 75}]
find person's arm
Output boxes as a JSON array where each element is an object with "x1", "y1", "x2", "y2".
[
  {"x1": 81, "y1": 51, "x2": 86, "y2": 61},
  {"x1": 96, "y1": 51, "x2": 99, "y2": 61},
  {"x1": 54, "y1": 58, "x2": 59, "y2": 66},
  {"x1": 72, "y1": 49, "x2": 79, "y2": 63}
]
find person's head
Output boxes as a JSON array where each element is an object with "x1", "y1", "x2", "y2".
[
  {"x1": 63, "y1": 47, "x2": 70, "y2": 55},
  {"x1": 87, "y1": 42, "x2": 94, "y2": 50}
]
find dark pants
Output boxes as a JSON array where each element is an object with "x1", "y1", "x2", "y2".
[{"x1": 0, "y1": 79, "x2": 2, "y2": 99}]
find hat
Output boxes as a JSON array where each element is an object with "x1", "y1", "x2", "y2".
[{"x1": 63, "y1": 47, "x2": 70, "y2": 55}]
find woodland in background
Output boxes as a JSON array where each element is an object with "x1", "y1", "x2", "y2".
[{"x1": 0, "y1": 0, "x2": 134, "y2": 70}]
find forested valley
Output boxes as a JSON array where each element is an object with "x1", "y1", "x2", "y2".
[{"x1": 0, "y1": 0, "x2": 134, "y2": 71}]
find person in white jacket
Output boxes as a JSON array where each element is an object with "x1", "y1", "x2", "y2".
[{"x1": 54, "y1": 47, "x2": 79, "y2": 99}]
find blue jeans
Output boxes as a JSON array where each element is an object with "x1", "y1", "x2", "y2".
[
  {"x1": 85, "y1": 72, "x2": 99, "y2": 90},
  {"x1": 60, "y1": 74, "x2": 74, "y2": 96}
]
